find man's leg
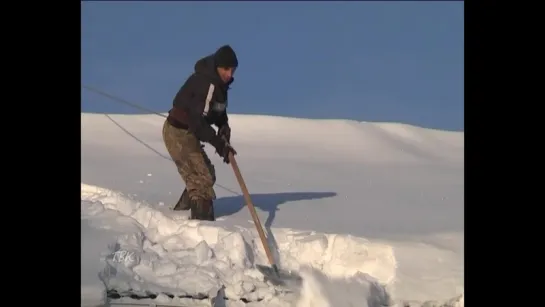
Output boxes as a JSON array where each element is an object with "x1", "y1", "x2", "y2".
[
  {"x1": 162, "y1": 119, "x2": 216, "y2": 220},
  {"x1": 184, "y1": 143, "x2": 216, "y2": 221},
  {"x1": 173, "y1": 144, "x2": 216, "y2": 211},
  {"x1": 163, "y1": 120, "x2": 190, "y2": 210},
  {"x1": 195, "y1": 144, "x2": 216, "y2": 220},
  {"x1": 173, "y1": 188, "x2": 190, "y2": 211}
]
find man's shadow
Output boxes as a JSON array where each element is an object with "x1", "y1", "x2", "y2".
[
  {"x1": 215, "y1": 191, "x2": 337, "y2": 265},
  {"x1": 215, "y1": 191, "x2": 337, "y2": 226}
]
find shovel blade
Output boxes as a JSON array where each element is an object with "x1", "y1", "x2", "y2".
[{"x1": 256, "y1": 264, "x2": 303, "y2": 288}]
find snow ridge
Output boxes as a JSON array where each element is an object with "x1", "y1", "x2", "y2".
[
  {"x1": 81, "y1": 112, "x2": 463, "y2": 307},
  {"x1": 82, "y1": 183, "x2": 396, "y2": 306}
]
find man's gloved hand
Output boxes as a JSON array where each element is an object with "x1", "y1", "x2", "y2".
[
  {"x1": 211, "y1": 136, "x2": 237, "y2": 164},
  {"x1": 218, "y1": 124, "x2": 231, "y2": 143}
]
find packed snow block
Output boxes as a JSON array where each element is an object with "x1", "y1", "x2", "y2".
[
  {"x1": 103, "y1": 250, "x2": 225, "y2": 301},
  {"x1": 401, "y1": 293, "x2": 464, "y2": 307},
  {"x1": 84, "y1": 186, "x2": 398, "y2": 305},
  {"x1": 270, "y1": 230, "x2": 397, "y2": 286},
  {"x1": 82, "y1": 183, "x2": 413, "y2": 306},
  {"x1": 214, "y1": 231, "x2": 253, "y2": 270},
  {"x1": 106, "y1": 289, "x2": 218, "y2": 307},
  {"x1": 323, "y1": 234, "x2": 397, "y2": 282},
  {"x1": 295, "y1": 265, "x2": 393, "y2": 307},
  {"x1": 106, "y1": 287, "x2": 214, "y2": 300}
]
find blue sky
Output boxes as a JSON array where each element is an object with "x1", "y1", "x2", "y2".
[{"x1": 82, "y1": 1, "x2": 463, "y2": 131}]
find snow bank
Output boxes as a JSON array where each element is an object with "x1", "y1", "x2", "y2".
[
  {"x1": 295, "y1": 266, "x2": 392, "y2": 307},
  {"x1": 82, "y1": 183, "x2": 396, "y2": 306},
  {"x1": 81, "y1": 112, "x2": 463, "y2": 307},
  {"x1": 82, "y1": 113, "x2": 463, "y2": 165}
]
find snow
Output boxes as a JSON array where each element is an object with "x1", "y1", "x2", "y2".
[{"x1": 81, "y1": 112, "x2": 464, "y2": 307}]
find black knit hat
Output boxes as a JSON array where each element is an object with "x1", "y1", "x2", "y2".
[{"x1": 214, "y1": 45, "x2": 238, "y2": 68}]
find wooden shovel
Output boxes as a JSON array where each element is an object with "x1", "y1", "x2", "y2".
[{"x1": 227, "y1": 151, "x2": 302, "y2": 287}]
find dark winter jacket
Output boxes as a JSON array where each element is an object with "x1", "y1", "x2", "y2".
[{"x1": 167, "y1": 54, "x2": 234, "y2": 145}]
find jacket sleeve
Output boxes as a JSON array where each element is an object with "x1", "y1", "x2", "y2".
[
  {"x1": 215, "y1": 111, "x2": 229, "y2": 128},
  {"x1": 173, "y1": 74, "x2": 220, "y2": 144}
]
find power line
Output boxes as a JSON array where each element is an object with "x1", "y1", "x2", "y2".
[{"x1": 82, "y1": 84, "x2": 240, "y2": 196}]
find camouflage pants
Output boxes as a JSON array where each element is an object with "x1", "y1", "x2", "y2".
[{"x1": 162, "y1": 119, "x2": 216, "y2": 201}]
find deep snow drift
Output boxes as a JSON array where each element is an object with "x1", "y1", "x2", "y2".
[{"x1": 81, "y1": 113, "x2": 464, "y2": 307}]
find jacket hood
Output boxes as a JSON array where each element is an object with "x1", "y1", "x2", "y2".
[{"x1": 194, "y1": 55, "x2": 234, "y2": 87}]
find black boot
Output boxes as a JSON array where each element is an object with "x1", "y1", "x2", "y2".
[
  {"x1": 190, "y1": 198, "x2": 215, "y2": 221},
  {"x1": 173, "y1": 188, "x2": 190, "y2": 211}
]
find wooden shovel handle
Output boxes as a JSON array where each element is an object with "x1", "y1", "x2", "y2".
[{"x1": 228, "y1": 151, "x2": 276, "y2": 267}]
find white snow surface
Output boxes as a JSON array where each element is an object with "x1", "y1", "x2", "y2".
[{"x1": 81, "y1": 113, "x2": 464, "y2": 307}]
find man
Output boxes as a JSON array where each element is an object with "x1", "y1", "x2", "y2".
[{"x1": 162, "y1": 45, "x2": 238, "y2": 221}]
